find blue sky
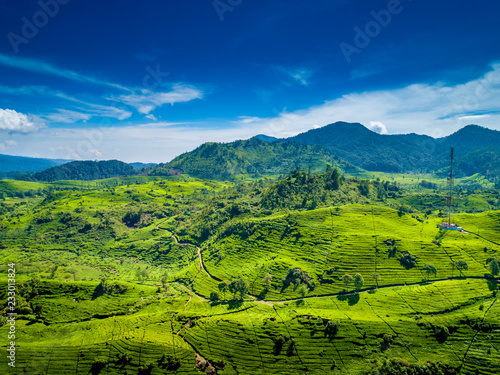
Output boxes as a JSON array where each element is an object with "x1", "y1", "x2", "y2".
[{"x1": 0, "y1": 0, "x2": 500, "y2": 162}]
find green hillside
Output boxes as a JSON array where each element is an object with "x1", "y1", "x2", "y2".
[
  {"x1": 150, "y1": 138, "x2": 362, "y2": 181},
  {"x1": 0, "y1": 170, "x2": 498, "y2": 374}
]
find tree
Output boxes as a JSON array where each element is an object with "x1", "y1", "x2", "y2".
[
  {"x1": 262, "y1": 273, "x2": 272, "y2": 291},
  {"x1": 353, "y1": 273, "x2": 364, "y2": 291},
  {"x1": 487, "y1": 258, "x2": 500, "y2": 276},
  {"x1": 209, "y1": 291, "x2": 219, "y2": 301},
  {"x1": 371, "y1": 272, "x2": 381, "y2": 288},
  {"x1": 135, "y1": 267, "x2": 148, "y2": 283},
  {"x1": 218, "y1": 281, "x2": 228, "y2": 300},
  {"x1": 422, "y1": 264, "x2": 437, "y2": 281},
  {"x1": 343, "y1": 274, "x2": 354, "y2": 292},
  {"x1": 456, "y1": 260, "x2": 468, "y2": 277},
  {"x1": 160, "y1": 271, "x2": 169, "y2": 290},
  {"x1": 229, "y1": 277, "x2": 249, "y2": 300},
  {"x1": 298, "y1": 283, "x2": 309, "y2": 298}
]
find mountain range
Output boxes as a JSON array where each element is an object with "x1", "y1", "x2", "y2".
[
  {"x1": 2, "y1": 122, "x2": 499, "y2": 181},
  {"x1": 150, "y1": 122, "x2": 500, "y2": 180}
]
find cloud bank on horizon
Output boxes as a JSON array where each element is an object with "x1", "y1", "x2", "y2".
[{"x1": 1, "y1": 0, "x2": 500, "y2": 162}]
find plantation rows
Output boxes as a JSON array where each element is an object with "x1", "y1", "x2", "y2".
[
  {"x1": 200, "y1": 205, "x2": 500, "y2": 300},
  {"x1": 1, "y1": 278, "x2": 497, "y2": 374}
]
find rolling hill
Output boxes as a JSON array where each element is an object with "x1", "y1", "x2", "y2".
[
  {"x1": 150, "y1": 137, "x2": 362, "y2": 180},
  {"x1": 27, "y1": 160, "x2": 137, "y2": 181}
]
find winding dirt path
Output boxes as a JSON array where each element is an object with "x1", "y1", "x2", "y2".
[{"x1": 156, "y1": 224, "x2": 220, "y2": 281}]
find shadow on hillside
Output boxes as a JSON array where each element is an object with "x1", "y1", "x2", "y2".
[
  {"x1": 211, "y1": 299, "x2": 244, "y2": 310},
  {"x1": 485, "y1": 276, "x2": 498, "y2": 291},
  {"x1": 337, "y1": 293, "x2": 360, "y2": 306}
]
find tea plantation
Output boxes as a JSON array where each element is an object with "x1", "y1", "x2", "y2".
[{"x1": 0, "y1": 172, "x2": 498, "y2": 374}]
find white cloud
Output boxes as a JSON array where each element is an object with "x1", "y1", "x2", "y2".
[
  {"x1": 0, "y1": 84, "x2": 132, "y2": 122},
  {"x1": 90, "y1": 149, "x2": 102, "y2": 157},
  {"x1": 145, "y1": 114, "x2": 157, "y2": 121},
  {"x1": 56, "y1": 95, "x2": 133, "y2": 121},
  {"x1": 368, "y1": 121, "x2": 388, "y2": 134},
  {"x1": 0, "y1": 109, "x2": 42, "y2": 133},
  {"x1": 458, "y1": 114, "x2": 490, "y2": 120},
  {"x1": 114, "y1": 84, "x2": 203, "y2": 114}
]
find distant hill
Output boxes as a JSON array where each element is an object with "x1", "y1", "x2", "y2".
[
  {"x1": 287, "y1": 122, "x2": 437, "y2": 173},
  {"x1": 253, "y1": 134, "x2": 279, "y2": 143},
  {"x1": 129, "y1": 162, "x2": 157, "y2": 169},
  {"x1": 149, "y1": 138, "x2": 361, "y2": 180},
  {"x1": 0, "y1": 153, "x2": 70, "y2": 173},
  {"x1": 28, "y1": 160, "x2": 136, "y2": 181},
  {"x1": 286, "y1": 122, "x2": 500, "y2": 178}
]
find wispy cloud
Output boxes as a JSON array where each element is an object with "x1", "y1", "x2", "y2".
[
  {"x1": 112, "y1": 84, "x2": 203, "y2": 114},
  {"x1": 278, "y1": 67, "x2": 314, "y2": 86},
  {"x1": 0, "y1": 53, "x2": 130, "y2": 91},
  {"x1": 0, "y1": 84, "x2": 132, "y2": 122},
  {"x1": 45, "y1": 109, "x2": 92, "y2": 123},
  {"x1": 0, "y1": 55, "x2": 204, "y2": 121}
]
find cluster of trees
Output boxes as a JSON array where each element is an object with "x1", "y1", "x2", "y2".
[
  {"x1": 419, "y1": 180, "x2": 438, "y2": 190},
  {"x1": 214, "y1": 277, "x2": 249, "y2": 301},
  {"x1": 282, "y1": 268, "x2": 315, "y2": 295},
  {"x1": 261, "y1": 167, "x2": 344, "y2": 210},
  {"x1": 342, "y1": 273, "x2": 364, "y2": 292}
]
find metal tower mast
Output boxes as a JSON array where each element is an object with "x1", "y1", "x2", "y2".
[{"x1": 447, "y1": 148, "x2": 454, "y2": 226}]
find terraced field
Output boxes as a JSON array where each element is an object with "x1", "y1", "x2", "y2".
[
  {"x1": 201, "y1": 205, "x2": 500, "y2": 300},
  {"x1": 0, "y1": 278, "x2": 497, "y2": 374}
]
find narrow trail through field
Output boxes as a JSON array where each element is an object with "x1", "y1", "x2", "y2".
[{"x1": 156, "y1": 223, "x2": 221, "y2": 281}]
